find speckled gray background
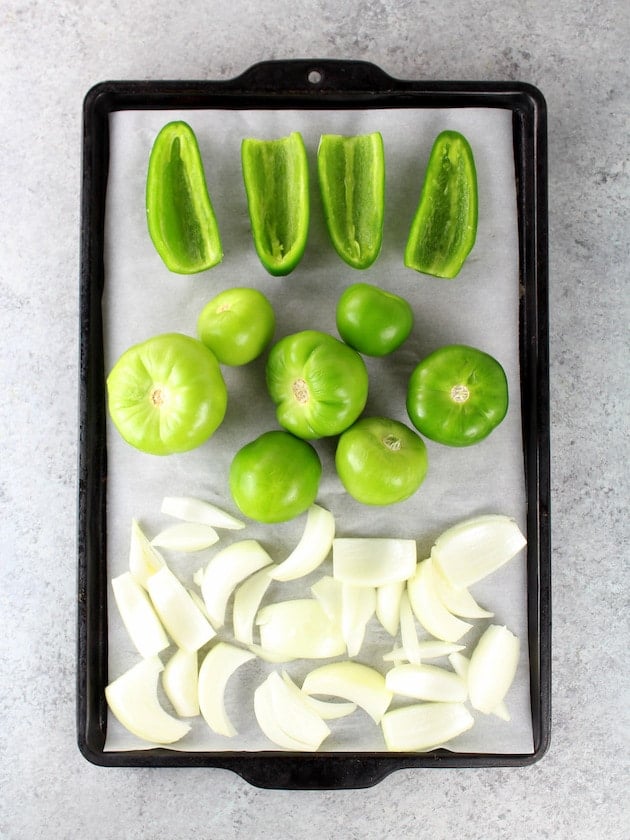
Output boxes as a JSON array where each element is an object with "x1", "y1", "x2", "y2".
[{"x1": 1, "y1": 1, "x2": 628, "y2": 838}]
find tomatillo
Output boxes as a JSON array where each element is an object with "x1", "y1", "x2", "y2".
[
  {"x1": 336, "y1": 282, "x2": 413, "y2": 356},
  {"x1": 336, "y1": 417, "x2": 428, "y2": 506},
  {"x1": 229, "y1": 430, "x2": 322, "y2": 523},
  {"x1": 266, "y1": 330, "x2": 369, "y2": 439},
  {"x1": 106, "y1": 333, "x2": 228, "y2": 455},
  {"x1": 406, "y1": 344, "x2": 508, "y2": 447},
  {"x1": 197, "y1": 287, "x2": 275, "y2": 366}
]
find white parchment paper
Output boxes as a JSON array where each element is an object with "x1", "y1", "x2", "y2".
[{"x1": 102, "y1": 107, "x2": 533, "y2": 754}]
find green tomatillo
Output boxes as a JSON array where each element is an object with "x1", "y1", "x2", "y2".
[
  {"x1": 197, "y1": 287, "x2": 275, "y2": 366},
  {"x1": 406, "y1": 344, "x2": 508, "y2": 447},
  {"x1": 265, "y1": 330, "x2": 369, "y2": 439},
  {"x1": 336, "y1": 282, "x2": 413, "y2": 356}
]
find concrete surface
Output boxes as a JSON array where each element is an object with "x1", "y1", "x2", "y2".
[{"x1": 0, "y1": 0, "x2": 628, "y2": 838}]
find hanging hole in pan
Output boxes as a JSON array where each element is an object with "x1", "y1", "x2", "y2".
[{"x1": 307, "y1": 68, "x2": 323, "y2": 85}]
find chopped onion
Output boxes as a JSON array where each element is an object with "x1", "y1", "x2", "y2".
[
  {"x1": 162, "y1": 648, "x2": 199, "y2": 717},
  {"x1": 448, "y1": 651, "x2": 470, "y2": 680},
  {"x1": 146, "y1": 566, "x2": 216, "y2": 652},
  {"x1": 301, "y1": 661, "x2": 392, "y2": 724},
  {"x1": 431, "y1": 514, "x2": 526, "y2": 589},
  {"x1": 342, "y1": 583, "x2": 376, "y2": 657},
  {"x1": 256, "y1": 599, "x2": 346, "y2": 660},
  {"x1": 161, "y1": 495, "x2": 245, "y2": 530},
  {"x1": 151, "y1": 522, "x2": 219, "y2": 552},
  {"x1": 381, "y1": 702, "x2": 474, "y2": 752},
  {"x1": 128, "y1": 518, "x2": 165, "y2": 589},
  {"x1": 267, "y1": 672, "x2": 330, "y2": 748},
  {"x1": 200, "y1": 540, "x2": 273, "y2": 629},
  {"x1": 376, "y1": 581, "x2": 404, "y2": 636},
  {"x1": 383, "y1": 642, "x2": 465, "y2": 663},
  {"x1": 198, "y1": 642, "x2": 255, "y2": 737},
  {"x1": 407, "y1": 558, "x2": 473, "y2": 643},
  {"x1": 281, "y1": 672, "x2": 357, "y2": 720},
  {"x1": 432, "y1": 565, "x2": 493, "y2": 618},
  {"x1": 111, "y1": 572, "x2": 169, "y2": 658},
  {"x1": 385, "y1": 663, "x2": 468, "y2": 702},
  {"x1": 468, "y1": 624, "x2": 520, "y2": 714},
  {"x1": 399, "y1": 589, "x2": 422, "y2": 664},
  {"x1": 254, "y1": 677, "x2": 321, "y2": 751},
  {"x1": 105, "y1": 656, "x2": 190, "y2": 744},
  {"x1": 310, "y1": 575, "x2": 343, "y2": 625},
  {"x1": 270, "y1": 504, "x2": 335, "y2": 582},
  {"x1": 232, "y1": 565, "x2": 275, "y2": 645},
  {"x1": 333, "y1": 538, "x2": 417, "y2": 587}
]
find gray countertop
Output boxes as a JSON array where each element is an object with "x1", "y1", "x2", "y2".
[{"x1": 0, "y1": 1, "x2": 627, "y2": 838}]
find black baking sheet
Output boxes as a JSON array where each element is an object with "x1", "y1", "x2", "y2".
[{"x1": 78, "y1": 59, "x2": 550, "y2": 788}]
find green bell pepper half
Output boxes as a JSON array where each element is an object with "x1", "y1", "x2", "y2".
[
  {"x1": 317, "y1": 132, "x2": 385, "y2": 269},
  {"x1": 146, "y1": 121, "x2": 223, "y2": 274},
  {"x1": 241, "y1": 132, "x2": 310, "y2": 276},
  {"x1": 404, "y1": 130, "x2": 478, "y2": 279}
]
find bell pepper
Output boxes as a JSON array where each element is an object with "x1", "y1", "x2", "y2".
[
  {"x1": 241, "y1": 132, "x2": 309, "y2": 276},
  {"x1": 146, "y1": 121, "x2": 223, "y2": 274},
  {"x1": 404, "y1": 130, "x2": 478, "y2": 279},
  {"x1": 317, "y1": 132, "x2": 385, "y2": 269}
]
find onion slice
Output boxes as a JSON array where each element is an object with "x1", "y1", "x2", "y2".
[
  {"x1": 257, "y1": 599, "x2": 346, "y2": 660},
  {"x1": 432, "y1": 565, "x2": 493, "y2": 618},
  {"x1": 198, "y1": 642, "x2": 255, "y2": 737},
  {"x1": 147, "y1": 566, "x2": 216, "y2": 652},
  {"x1": 448, "y1": 651, "x2": 511, "y2": 720},
  {"x1": 407, "y1": 558, "x2": 473, "y2": 643},
  {"x1": 431, "y1": 514, "x2": 526, "y2": 589},
  {"x1": 376, "y1": 581, "x2": 404, "y2": 636},
  {"x1": 128, "y1": 518, "x2": 165, "y2": 589},
  {"x1": 267, "y1": 672, "x2": 330, "y2": 748},
  {"x1": 383, "y1": 642, "x2": 465, "y2": 663},
  {"x1": 161, "y1": 495, "x2": 245, "y2": 530},
  {"x1": 233, "y1": 565, "x2": 275, "y2": 645},
  {"x1": 254, "y1": 678, "x2": 320, "y2": 751},
  {"x1": 311, "y1": 575, "x2": 343, "y2": 626},
  {"x1": 151, "y1": 522, "x2": 219, "y2": 552},
  {"x1": 270, "y1": 505, "x2": 335, "y2": 582},
  {"x1": 333, "y1": 538, "x2": 417, "y2": 587},
  {"x1": 281, "y1": 672, "x2": 357, "y2": 720},
  {"x1": 468, "y1": 624, "x2": 520, "y2": 713},
  {"x1": 342, "y1": 583, "x2": 376, "y2": 657},
  {"x1": 385, "y1": 663, "x2": 468, "y2": 702},
  {"x1": 162, "y1": 648, "x2": 199, "y2": 717},
  {"x1": 399, "y1": 589, "x2": 422, "y2": 664},
  {"x1": 200, "y1": 540, "x2": 273, "y2": 629},
  {"x1": 301, "y1": 661, "x2": 392, "y2": 724},
  {"x1": 111, "y1": 572, "x2": 169, "y2": 658},
  {"x1": 381, "y1": 702, "x2": 474, "y2": 752},
  {"x1": 105, "y1": 656, "x2": 191, "y2": 744}
]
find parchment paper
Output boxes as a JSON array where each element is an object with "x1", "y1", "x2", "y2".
[{"x1": 102, "y1": 106, "x2": 533, "y2": 753}]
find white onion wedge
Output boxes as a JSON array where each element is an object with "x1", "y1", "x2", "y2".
[
  {"x1": 385, "y1": 663, "x2": 468, "y2": 702},
  {"x1": 468, "y1": 624, "x2": 520, "y2": 713},
  {"x1": 147, "y1": 566, "x2": 216, "y2": 652},
  {"x1": 254, "y1": 678, "x2": 320, "y2": 751},
  {"x1": 281, "y1": 672, "x2": 357, "y2": 720},
  {"x1": 128, "y1": 518, "x2": 165, "y2": 589},
  {"x1": 381, "y1": 702, "x2": 474, "y2": 751},
  {"x1": 310, "y1": 575, "x2": 343, "y2": 626},
  {"x1": 257, "y1": 599, "x2": 346, "y2": 660},
  {"x1": 384, "y1": 642, "x2": 465, "y2": 663},
  {"x1": 105, "y1": 656, "x2": 190, "y2": 744},
  {"x1": 270, "y1": 505, "x2": 335, "y2": 582},
  {"x1": 332, "y1": 538, "x2": 417, "y2": 587},
  {"x1": 301, "y1": 661, "x2": 392, "y2": 724},
  {"x1": 161, "y1": 495, "x2": 245, "y2": 530},
  {"x1": 431, "y1": 514, "x2": 526, "y2": 589},
  {"x1": 448, "y1": 650, "x2": 511, "y2": 720},
  {"x1": 376, "y1": 581, "x2": 404, "y2": 636},
  {"x1": 162, "y1": 648, "x2": 199, "y2": 717},
  {"x1": 111, "y1": 572, "x2": 169, "y2": 658},
  {"x1": 267, "y1": 672, "x2": 330, "y2": 748},
  {"x1": 200, "y1": 540, "x2": 273, "y2": 629},
  {"x1": 151, "y1": 522, "x2": 219, "y2": 552},
  {"x1": 407, "y1": 558, "x2": 473, "y2": 643},
  {"x1": 399, "y1": 590, "x2": 422, "y2": 664},
  {"x1": 432, "y1": 565, "x2": 494, "y2": 618},
  {"x1": 198, "y1": 642, "x2": 255, "y2": 737},
  {"x1": 342, "y1": 583, "x2": 376, "y2": 657},
  {"x1": 233, "y1": 565, "x2": 275, "y2": 645}
]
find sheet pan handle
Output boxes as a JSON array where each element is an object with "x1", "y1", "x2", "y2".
[{"x1": 232, "y1": 58, "x2": 397, "y2": 94}]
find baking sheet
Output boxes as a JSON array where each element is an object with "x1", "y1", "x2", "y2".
[{"x1": 102, "y1": 106, "x2": 532, "y2": 753}]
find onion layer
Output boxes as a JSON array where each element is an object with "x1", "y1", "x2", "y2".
[
  {"x1": 301, "y1": 661, "x2": 392, "y2": 724},
  {"x1": 256, "y1": 599, "x2": 346, "y2": 660},
  {"x1": 198, "y1": 642, "x2": 255, "y2": 737},
  {"x1": 385, "y1": 663, "x2": 467, "y2": 702},
  {"x1": 151, "y1": 522, "x2": 219, "y2": 552},
  {"x1": 128, "y1": 518, "x2": 165, "y2": 589},
  {"x1": 161, "y1": 495, "x2": 245, "y2": 530},
  {"x1": 162, "y1": 648, "x2": 199, "y2": 717},
  {"x1": 200, "y1": 540, "x2": 273, "y2": 629},
  {"x1": 332, "y1": 538, "x2": 417, "y2": 587},
  {"x1": 381, "y1": 702, "x2": 474, "y2": 751},
  {"x1": 407, "y1": 558, "x2": 473, "y2": 643},
  {"x1": 111, "y1": 572, "x2": 169, "y2": 658},
  {"x1": 233, "y1": 565, "x2": 275, "y2": 645},
  {"x1": 376, "y1": 581, "x2": 405, "y2": 636},
  {"x1": 270, "y1": 504, "x2": 335, "y2": 581},
  {"x1": 342, "y1": 583, "x2": 376, "y2": 657},
  {"x1": 468, "y1": 624, "x2": 520, "y2": 713},
  {"x1": 147, "y1": 566, "x2": 216, "y2": 652}
]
